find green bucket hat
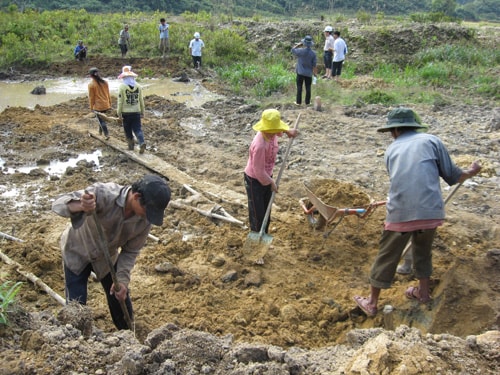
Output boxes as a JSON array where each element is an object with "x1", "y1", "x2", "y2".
[{"x1": 377, "y1": 108, "x2": 426, "y2": 132}]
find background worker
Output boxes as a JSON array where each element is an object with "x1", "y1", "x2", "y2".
[
  {"x1": 291, "y1": 35, "x2": 317, "y2": 106},
  {"x1": 52, "y1": 175, "x2": 171, "y2": 330},
  {"x1": 332, "y1": 31, "x2": 347, "y2": 82},
  {"x1": 353, "y1": 107, "x2": 481, "y2": 316},
  {"x1": 88, "y1": 67, "x2": 112, "y2": 140},
  {"x1": 158, "y1": 18, "x2": 169, "y2": 58},
  {"x1": 322, "y1": 26, "x2": 334, "y2": 79},
  {"x1": 189, "y1": 32, "x2": 205, "y2": 69},
  {"x1": 118, "y1": 24, "x2": 130, "y2": 58},
  {"x1": 74, "y1": 40, "x2": 87, "y2": 61}
]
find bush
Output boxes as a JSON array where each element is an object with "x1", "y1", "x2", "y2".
[{"x1": 0, "y1": 281, "x2": 23, "y2": 325}]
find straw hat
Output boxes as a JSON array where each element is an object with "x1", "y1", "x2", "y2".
[
  {"x1": 252, "y1": 109, "x2": 289, "y2": 133},
  {"x1": 118, "y1": 65, "x2": 138, "y2": 79}
]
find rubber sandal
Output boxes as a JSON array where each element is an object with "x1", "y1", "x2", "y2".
[
  {"x1": 353, "y1": 295, "x2": 378, "y2": 316},
  {"x1": 405, "y1": 286, "x2": 431, "y2": 303}
]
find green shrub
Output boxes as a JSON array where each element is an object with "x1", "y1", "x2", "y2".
[
  {"x1": 356, "y1": 10, "x2": 371, "y2": 24},
  {"x1": 360, "y1": 90, "x2": 396, "y2": 105},
  {"x1": 0, "y1": 281, "x2": 23, "y2": 325}
]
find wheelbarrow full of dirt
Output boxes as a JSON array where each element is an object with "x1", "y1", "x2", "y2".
[{"x1": 299, "y1": 178, "x2": 386, "y2": 236}]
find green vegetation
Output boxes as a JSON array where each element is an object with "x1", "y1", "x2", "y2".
[
  {"x1": 1, "y1": 0, "x2": 498, "y2": 21},
  {"x1": 0, "y1": 9, "x2": 498, "y2": 105},
  {"x1": 0, "y1": 281, "x2": 23, "y2": 325}
]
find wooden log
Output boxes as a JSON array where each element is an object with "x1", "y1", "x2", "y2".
[
  {"x1": 0, "y1": 250, "x2": 66, "y2": 306},
  {"x1": 169, "y1": 201, "x2": 244, "y2": 226},
  {"x1": 0, "y1": 231, "x2": 24, "y2": 242}
]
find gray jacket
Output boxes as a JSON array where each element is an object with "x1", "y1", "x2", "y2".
[
  {"x1": 52, "y1": 182, "x2": 150, "y2": 286},
  {"x1": 384, "y1": 131, "x2": 462, "y2": 223}
]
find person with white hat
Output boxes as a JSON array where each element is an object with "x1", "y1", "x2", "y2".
[
  {"x1": 322, "y1": 26, "x2": 334, "y2": 79},
  {"x1": 244, "y1": 109, "x2": 298, "y2": 234},
  {"x1": 116, "y1": 66, "x2": 146, "y2": 154},
  {"x1": 353, "y1": 108, "x2": 481, "y2": 317},
  {"x1": 189, "y1": 32, "x2": 205, "y2": 69}
]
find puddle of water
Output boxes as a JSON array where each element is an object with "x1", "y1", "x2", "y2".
[
  {"x1": 0, "y1": 77, "x2": 222, "y2": 112},
  {"x1": 0, "y1": 150, "x2": 102, "y2": 176}
]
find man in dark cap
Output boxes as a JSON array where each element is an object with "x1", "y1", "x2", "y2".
[
  {"x1": 52, "y1": 175, "x2": 171, "y2": 329},
  {"x1": 353, "y1": 108, "x2": 481, "y2": 317}
]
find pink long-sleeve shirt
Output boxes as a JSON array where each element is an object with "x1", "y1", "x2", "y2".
[{"x1": 244, "y1": 132, "x2": 280, "y2": 186}]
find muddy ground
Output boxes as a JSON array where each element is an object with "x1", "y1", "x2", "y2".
[{"x1": 0, "y1": 20, "x2": 499, "y2": 375}]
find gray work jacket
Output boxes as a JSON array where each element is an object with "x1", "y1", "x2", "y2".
[{"x1": 52, "y1": 182, "x2": 150, "y2": 286}]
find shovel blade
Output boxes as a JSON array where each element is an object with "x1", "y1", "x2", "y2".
[
  {"x1": 245, "y1": 231, "x2": 273, "y2": 245},
  {"x1": 243, "y1": 231, "x2": 273, "y2": 262}
]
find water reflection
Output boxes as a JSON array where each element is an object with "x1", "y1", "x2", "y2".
[
  {"x1": 0, "y1": 150, "x2": 101, "y2": 176},
  {"x1": 0, "y1": 77, "x2": 221, "y2": 112}
]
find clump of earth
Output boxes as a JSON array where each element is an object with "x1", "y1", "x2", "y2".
[{"x1": 0, "y1": 20, "x2": 499, "y2": 374}]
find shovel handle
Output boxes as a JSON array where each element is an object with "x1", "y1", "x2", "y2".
[
  {"x1": 84, "y1": 190, "x2": 134, "y2": 331},
  {"x1": 258, "y1": 113, "x2": 301, "y2": 237}
]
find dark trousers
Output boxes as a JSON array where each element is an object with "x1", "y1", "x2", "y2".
[
  {"x1": 296, "y1": 74, "x2": 312, "y2": 105},
  {"x1": 95, "y1": 111, "x2": 109, "y2": 136},
  {"x1": 332, "y1": 60, "x2": 344, "y2": 77},
  {"x1": 64, "y1": 263, "x2": 133, "y2": 330},
  {"x1": 122, "y1": 112, "x2": 145, "y2": 145},
  {"x1": 192, "y1": 56, "x2": 202, "y2": 68},
  {"x1": 75, "y1": 50, "x2": 87, "y2": 61},
  {"x1": 244, "y1": 173, "x2": 272, "y2": 233}
]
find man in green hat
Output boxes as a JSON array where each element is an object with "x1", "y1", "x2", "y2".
[{"x1": 353, "y1": 107, "x2": 481, "y2": 316}]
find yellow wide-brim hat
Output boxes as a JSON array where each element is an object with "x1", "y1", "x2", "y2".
[{"x1": 252, "y1": 109, "x2": 289, "y2": 133}]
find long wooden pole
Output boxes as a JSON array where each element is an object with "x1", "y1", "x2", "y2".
[{"x1": 0, "y1": 249, "x2": 66, "y2": 306}]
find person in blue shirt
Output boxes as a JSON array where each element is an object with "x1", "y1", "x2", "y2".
[
  {"x1": 158, "y1": 18, "x2": 169, "y2": 58},
  {"x1": 291, "y1": 35, "x2": 317, "y2": 106},
  {"x1": 74, "y1": 41, "x2": 87, "y2": 61}
]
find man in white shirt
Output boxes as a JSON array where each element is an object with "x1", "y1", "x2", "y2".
[
  {"x1": 332, "y1": 31, "x2": 347, "y2": 82},
  {"x1": 189, "y1": 32, "x2": 205, "y2": 69}
]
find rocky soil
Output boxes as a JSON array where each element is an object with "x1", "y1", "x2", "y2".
[{"x1": 0, "y1": 19, "x2": 499, "y2": 375}]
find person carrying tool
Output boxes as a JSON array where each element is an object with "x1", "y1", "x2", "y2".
[
  {"x1": 52, "y1": 175, "x2": 171, "y2": 330},
  {"x1": 353, "y1": 107, "x2": 481, "y2": 317},
  {"x1": 74, "y1": 40, "x2": 87, "y2": 61},
  {"x1": 244, "y1": 109, "x2": 298, "y2": 234},
  {"x1": 88, "y1": 67, "x2": 112, "y2": 140}
]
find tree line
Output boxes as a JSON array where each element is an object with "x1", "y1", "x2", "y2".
[{"x1": 1, "y1": 0, "x2": 499, "y2": 21}]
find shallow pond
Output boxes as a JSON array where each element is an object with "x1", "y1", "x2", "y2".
[{"x1": 0, "y1": 77, "x2": 221, "y2": 112}]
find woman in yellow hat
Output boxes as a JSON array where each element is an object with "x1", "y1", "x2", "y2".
[{"x1": 244, "y1": 109, "x2": 298, "y2": 233}]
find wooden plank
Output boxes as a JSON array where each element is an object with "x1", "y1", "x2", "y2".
[{"x1": 88, "y1": 131, "x2": 247, "y2": 207}]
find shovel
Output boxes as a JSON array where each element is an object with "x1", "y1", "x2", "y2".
[
  {"x1": 85, "y1": 190, "x2": 134, "y2": 332},
  {"x1": 246, "y1": 113, "x2": 301, "y2": 246}
]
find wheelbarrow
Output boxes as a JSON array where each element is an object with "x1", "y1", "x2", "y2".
[{"x1": 299, "y1": 178, "x2": 386, "y2": 238}]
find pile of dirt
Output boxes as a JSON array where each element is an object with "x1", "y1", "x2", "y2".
[{"x1": 1, "y1": 20, "x2": 499, "y2": 375}]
